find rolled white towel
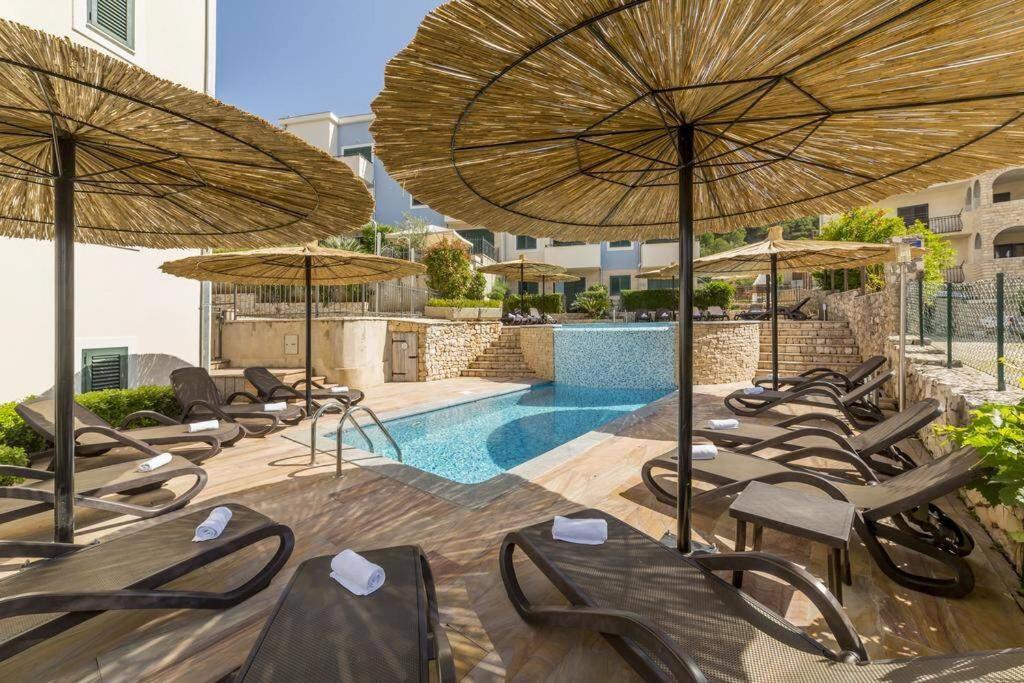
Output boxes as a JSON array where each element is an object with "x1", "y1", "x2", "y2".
[
  {"x1": 330, "y1": 549, "x2": 386, "y2": 596},
  {"x1": 192, "y1": 506, "x2": 233, "y2": 542},
  {"x1": 692, "y1": 444, "x2": 718, "y2": 460},
  {"x1": 707, "y1": 418, "x2": 739, "y2": 430},
  {"x1": 137, "y1": 452, "x2": 172, "y2": 472},
  {"x1": 188, "y1": 419, "x2": 219, "y2": 433},
  {"x1": 263, "y1": 402, "x2": 287, "y2": 412},
  {"x1": 552, "y1": 516, "x2": 608, "y2": 545},
  {"x1": 329, "y1": 386, "x2": 350, "y2": 394},
  {"x1": 743, "y1": 386, "x2": 766, "y2": 395}
]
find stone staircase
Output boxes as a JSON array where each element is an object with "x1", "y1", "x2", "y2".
[
  {"x1": 757, "y1": 320, "x2": 863, "y2": 376},
  {"x1": 462, "y1": 327, "x2": 535, "y2": 378}
]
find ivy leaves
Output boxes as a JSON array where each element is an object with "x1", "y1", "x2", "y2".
[{"x1": 938, "y1": 402, "x2": 1024, "y2": 508}]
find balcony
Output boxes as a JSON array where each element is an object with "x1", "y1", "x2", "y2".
[
  {"x1": 338, "y1": 154, "x2": 374, "y2": 186},
  {"x1": 928, "y1": 213, "x2": 963, "y2": 234},
  {"x1": 543, "y1": 242, "x2": 601, "y2": 269},
  {"x1": 640, "y1": 240, "x2": 679, "y2": 268}
]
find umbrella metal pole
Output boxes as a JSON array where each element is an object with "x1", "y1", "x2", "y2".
[
  {"x1": 54, "y1": 135, "x2": 76, "y2": 543},
  {"x1": 898, "y1": 263, "x2": 907, "y2": 411},
  {"x1": 771, "y1": 254, "x2": 779, "y2": 391},
  {"x1": 520, "y1": 262, "x2": 526, "y2": 316},
  {"x1": 305, "y1": 256, "x2": 313, "y2": 416},
  {"x1": 676, "y1": 125, "x2": 695, "y2": 554}
]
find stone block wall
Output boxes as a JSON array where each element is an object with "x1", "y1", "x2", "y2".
[
  {"x1": 691, "y1": 322, "x2": 761, "y2": 385},
  {"x1": 518, "y1": 326, "x2": 555, "y2": 380},
  {"x1": 389, "y1": 319, "x2": 501, "y2": 382},
  {"x1": 824, "y1": 282, "x2": 898, "y2": 360}
]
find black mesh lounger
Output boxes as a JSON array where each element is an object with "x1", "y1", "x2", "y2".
[
  {"x1": 0, "y1": 455, "x2": 206, "y2": 525},
  {"x1": 500, "y1": 510, "x2": 1024, "y2": 682},
  {"x1": 171, "y1": 367, "x2": 304, "y2": 437},
  {"x1": 752, "y1": 355, "x2": 886, "y2": 392},
  {"x1": 693, "y1": 399, "x2": 941, "y2": 476},
  {"x1": 237, "y1": 546, "x2": 455, "y2": 682},
  {"x1": 642, "y1": 446, "x2": 982, "y2": 597},
  {"x1": 724, "y1": 371, "x2": 892, "y2": 429},
  {"x1": 243, "y1": 367, "x2": 365, "y2": 411},
  {"x1": 16, "y1": 398, "x2": 242, "y2": 467},
  {"x1": 0, "y1": 503, "x2": 293, "y2": 661}
]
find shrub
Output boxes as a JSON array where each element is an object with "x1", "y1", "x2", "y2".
[
  {"x1": 572, "y1": 285, "x2": 611, "y2": 318},
  {"x1": 504, "y1": 293, "x2": 563, "y2": 315},
  {"x1": 466, "y1": 271, "x2": 487, "y2": 300},
  {"x1": 0, "y1": 444, "x2": 27, "y2": 486},
  {"x1": 487, "y1": 279, "x2": 509, "y2": 301},
  {"x1": 427, "y1": 298, "x2": 501, "y2": 308},
  {"x1": 0, "y1": 385, "x2": 180, "y2": 455},
  {"x1": 423, "y1": 238, "x2": 472, "y2": 299},
  {"x1": 693, "y1": 281, "x2": 734, "y2": 310},
  {"x1": 619, "y1": 289, "x2": 677, "y2": 311}
]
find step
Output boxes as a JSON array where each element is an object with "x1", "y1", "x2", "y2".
[
  {"x1": 759, "y1": 345, "x2": 860, "y2": 356},
  {"x1": 477, "y1": 352, "x2": 527, "y2": 361},
  {"x1": 760, "y1": 329, "x2": 857, "y2": 340},
  {"x1": 468, "y1": 362, "x2": 534, "y2": 371},
  {"x1": 461, "y1": 369, "x2": 535, "y2": 378},
  {"x1": 760, "y1": 321, "x2": 851, "y2": 330},
  {"x1": 758, "y1": 352, "x2": 862, "y2": 363},
  {"x1": 756, "y1": 361, "x2": 864, "y2": 374}
]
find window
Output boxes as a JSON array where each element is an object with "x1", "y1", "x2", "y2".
[
  {"x1": 608, "y1": 240, "x2": 632, "y2": 249},
  {"x1": 994, "y1": 192, "x2": 1012, "y2": 203},
  {"x1": 342, "y1": 145, "x2": 372, "y2": 162},
  {"x1": 551, "y1": 240, "x2": 584, "y2": 247},
  {"x1": 562, "y1": 278, "x2": 586, "y2": 305},
  {"x1": 82, "y1": 347, "x2": 128, "y2": 392},
  {"x1": 647, "y1": 278, "x2": 675, "y2": 290},
  {"x1": 410, "y1": 196, "x2": 427, "y2": 208},
  {"x1": 515, "y1": 235, "x2": 537, "y2": 250},
  {"x1": 519, "y1": 282, "x2": 539, "y2": 295},
  {"x1": 896, "y1": 204, "x2": 929, "y2": 227},
  {"x1": 609, "y1": 275, "x2": 631, "y2": 296},
  {"x1": 88, "y1": 0, "x2": 134, "y2": 49},
  {"x1": 994, "y1": 226, "x2": 1024, "y2": 259},
  {"x1": 975, "y1": 234, "x2": 983, "y2": 250}
]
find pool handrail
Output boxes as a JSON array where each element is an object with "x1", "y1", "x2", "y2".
[{"x1": 334, "y1": 405, "x2": 403, "y2": 478}]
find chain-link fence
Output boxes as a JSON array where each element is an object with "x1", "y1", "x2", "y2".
[{"x1": 905, "y1": 273, "x2": 1024, "y2": 390}]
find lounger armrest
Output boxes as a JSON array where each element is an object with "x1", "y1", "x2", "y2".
[
  {"x1": 776, "y1": 413, "x2": 855, "y2": 435},
  {"x1": 266, "y1": 385, "x2": 303, "y2": 401},
  {"x1": 693, "y1": 552, "x2": 866, "y2": 661},
  {"x1": 180, "y1": 399, "x2": 231, "y2": 422},
  {"x1": 0, "y1": 540, "x2": 84, "y2": 559},
  {"x1": 696, "y1": 470, "x2": 852, "y2": 509},
  {"x1": 225, "y1": 390, "x2": 262, "y2": 405},
  {"x1": 118, "y1": 410, "x2": 181, "y2": 429},
  {"x1": 737, "y1": 427, "x2": 856, "y2": 455},
  {"x1": 790, "y1": 380, "x2": 847, "y2": 398},
  {"x1": 0, "y1": 465, "x2": 55, "y2": 480},
  {"x1": 0, "y1": 587, "x2": 257, "y2": 618},
  {"x1": 771, "y1": 447, "x2": 880, "y2": 482},
  {"x1": 291, "y1": 378, "x2": 327, "y2": 390},
  {"x1": 73, "y1": 425, "x2": 162, "y2": 457}
]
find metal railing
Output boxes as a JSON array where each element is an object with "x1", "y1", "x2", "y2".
[
  {"x1": 943, "y1": 264, "x2": 966, "y2": 284},
  {"x1": 905, "y1": 273, "x2": 1024, "y2": 390},
  {"x1": 928, "y1": 213, "x2": 964, "y2": 234},
  {"x1": 212, "y1": 280, "x2": 432, "y2": 318},
  {"x1": 464, "y1": 236, "x2": 498, "y2": 261}
]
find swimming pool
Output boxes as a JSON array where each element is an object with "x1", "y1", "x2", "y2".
[{"x1": 328, "y1": 383, "x2": 671, "y2": 484}]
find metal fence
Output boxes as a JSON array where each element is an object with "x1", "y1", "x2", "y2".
[
  {"x1": 212, "y1": 280, "x2": 432, "y2": 319},
  {"x1": 905, "y1": 272, "x2": 1024, "y2": 390}
]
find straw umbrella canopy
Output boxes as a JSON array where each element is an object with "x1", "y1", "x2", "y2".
[
  {"x1": 694, "y1": 226, "x2": 911, "y2": 388},
  {"x1": 0, "y1": 20, "x2": 373, "y2": 541},
  {"x1": 372, "y1": 0, "x2": 1024, "y2": 553},
  {"x1": 161, "y1": 246, "x2": 425, "y2": 414},
  {"x1": 479, "y1": 255, "x2": 568, "y2": 313}
]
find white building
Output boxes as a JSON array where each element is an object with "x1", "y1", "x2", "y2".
[{"x1": 0, "y1": 0, "x2": 217, "y2": 401}]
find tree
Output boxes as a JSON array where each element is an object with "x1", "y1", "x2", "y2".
[
  {"x1": 466, "y1": 271, "x2": 487, "y2": 300},
  {"x1": 359, "y1": 222, "x2": 394, "y2": 253},
  {"x1": 423, "y1": 238, "x2": 472, "y2": 298},
  {"x1": 487, "y1": 279, "x2": 509, "y2": 301},
  {"x1": 572, "y1": 284, "x2": 611, "y2": 317},
  {"x1": 693, "y1": 281, "x2": 735, "y2": 310},
  {"x1": 780, "y1": 215, "x2": 818, "y2": 240},
  {"x1": 318, "y1": 235, "x2": 365, "y2": 252},
  {"x1": 813, "y1": 208, "x2": 955, "y2": 291},
  {"x1": 699, "y1": 228, "x2": 747, "y2": 256}
]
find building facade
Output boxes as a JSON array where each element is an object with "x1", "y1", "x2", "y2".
[
  {"x1": 279, "y1": 111, "x2": 683, "y2": 305},
  {"x1": 0, "y1": 0, "x2": 216, "y2": 401}
]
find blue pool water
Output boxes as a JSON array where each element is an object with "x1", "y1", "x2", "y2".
[{"x1": 328, "y1": 383, "x2": 671, "y2": 484}]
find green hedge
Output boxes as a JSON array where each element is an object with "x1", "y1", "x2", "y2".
[
  {"x1": 693, "y1": 281, "x2": 735, "y2": 310},
  {"x1": 0, "y1": 445, "x2": 27, "y2": 486},
  {"x1": 427, "y1": 298, "x2": 501, "y2": 308},
  {"x1": 0, "y1": 385, "x2": 180, "y2": 455},
  {"x1": 503, "y1": 293, "x2": 564, "y2": 315},
  {"x1": 619, "y1": 289, "x2": 678, "y2": 311}
]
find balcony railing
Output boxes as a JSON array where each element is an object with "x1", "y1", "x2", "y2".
[
  {"x1": 464, "y1": 236, "x2": 498, "y2": 261},
  {"x1": 943, "y1": 265, "x2": 965, "y2": 283},
  {"x1": 337, "y1": 155, "x2": 374, "y2": 186},
  {"x1": 928, "y1": 213, "x2": 963, "y2": 234}
]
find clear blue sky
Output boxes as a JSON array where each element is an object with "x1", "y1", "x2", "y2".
[{"x1": 216, "y1": 0, "x2": 442, "y2": 123}]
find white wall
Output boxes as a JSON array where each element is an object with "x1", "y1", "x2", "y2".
[{"x1": 0, "y1": 1, "x2": 216, "y2": 400}]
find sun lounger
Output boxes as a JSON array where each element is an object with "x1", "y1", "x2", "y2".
[
  {"x1": 694, "y1": 399, "x2": 941, "y2": 476},
  {"x1": 705, "y1": 305, "x2": 727, "y2": 320},
  {"x1": 642, "y1": 446, "x2": 982, "y2": 597},
  {"x1": 0, "y1": 453, "x2": 205, "y2": 526},
  {"x1": 16, "y1": 398, "x2": 241, "y2": 467},
  {"x1": 171, "y1": 367, "x2": 304, "y2": 437},
  {"x1": 243, "y1": 367, "x2": 365, "y2": 411},
  {"x1": 236, "y1": 545, "x2": 454, "y2": 682},
  {"x1": 736, "y1": 304, "x2": 768, "y2": 320},
  {"x1": 500, "y1": 509, "x2": 1024, "y2": 681},
  {"x1": 0, "y1": 503, "x2": 292, "y2": 661},
  {"x1": 725, "y1": 371, "x2": 892, "y2": 429},
  {"x1": 692, "y1": 307, "x2": 703, "y2": 321},
  {"x1": 753, "y1": 355, "x2": 886, "y2": 392},
  {"x1": 654, "y1": 308, "x2": 673, "y2": 322},
  {"x1": 781, "y1": 296, "x2": 813, "y2": 320},
  {"x1": 635, "y1": 309, "x2": 653, "y2": 322}
]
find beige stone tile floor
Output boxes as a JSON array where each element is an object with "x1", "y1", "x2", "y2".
[{"x1": 1, "y1": 377, "x2": 1023, "y2": 681}]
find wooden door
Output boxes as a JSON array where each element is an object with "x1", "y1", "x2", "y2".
[{"x1": 390, "y1": 332, "x2": 418, "y2": 382}]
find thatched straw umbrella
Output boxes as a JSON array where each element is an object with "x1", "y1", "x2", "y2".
[
  {"x1": 0, "y1": 20, "x2": 373, "y2": 541},
  {"x1": 160, "y1": 246, "x2": 425, "y2": 414},
  {"x1": 479, "y1": 255, "x2": 567, "y2": 314},
  {"x1": 694, "y1": 226, "x2": 911, "y2": 389},
  {"x1": 372, "y1": 0, "x2": 1024, "y2": 552}
]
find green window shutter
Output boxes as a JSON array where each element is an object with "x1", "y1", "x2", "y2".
[
  {"x1": 82, "y1": 347, "x2": 128, "y2": 392},
  {"x1": 342, "y1": 146, "x2": 373, "y2": 161},
  {"x1": 88, "y1": 0, "x2": 135, "y2": 48}
]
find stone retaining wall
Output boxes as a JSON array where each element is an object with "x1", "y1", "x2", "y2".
[
  {"x1": 692, "y1": 321, "x2": 761, "y2": 384},
  {"x1": 518, "y1": 326, "x2": 555, "y2": 380},
  {"x1": 824, "y1": 282, "x2": 898, "y2": 360},
  {"x1": 389, "y1": 319, "x2": 501, "y2": 382}
]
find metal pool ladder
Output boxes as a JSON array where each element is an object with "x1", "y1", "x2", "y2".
[{"x1": 309, "y1": 400, "x2": 402, "y2": 478}]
